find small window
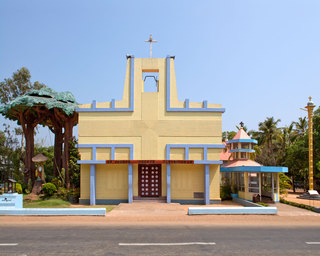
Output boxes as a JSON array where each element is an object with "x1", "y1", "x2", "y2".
[
  {"x1": 248, "y1": 173, "x2": 259, "y2": 193},
  {"x1": 239, "y1": 173, "x2": 245, "y2": 192}
]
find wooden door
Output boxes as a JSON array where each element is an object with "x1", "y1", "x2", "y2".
[{"x1": 138, "y1": 164, "x2": 161, "y2": 197}]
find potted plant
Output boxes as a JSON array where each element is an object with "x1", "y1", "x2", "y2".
[{"x1": 231, "y1": 184, "x2": 239, "y2": 198}]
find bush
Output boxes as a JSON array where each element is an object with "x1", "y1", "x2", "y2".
[
  {"x1": 56, "y1": 187, "x2": 68, "y2": 200},
  {"x1": 42, "y1": 183, "x2": 57, "y2": 197},
  {"x1": 15, "y1": 183, "x2": 22, "y2": 194},
  {"x1": 220, "y1": 185, "x2": 232, "y2": 200},
  {"x1": 51, "y1": 177, "x2": 62, "y2": 189},
  {"x1": 67, "y1": 188, "x2": 80, "y2": 203}
]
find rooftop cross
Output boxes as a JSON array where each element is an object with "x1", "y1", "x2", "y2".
[
  {"x1": 145, "y1": 34, "x2": 157, "y2": 58},
  {"x1": 239, "y1": 121, "x2": 244, "y2": 128}
]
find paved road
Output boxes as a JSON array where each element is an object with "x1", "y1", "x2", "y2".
[{"x1": 0, "y1": 226, "x2": 320, "y2": 256}]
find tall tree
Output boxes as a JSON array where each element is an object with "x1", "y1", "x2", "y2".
[
  {"x1": 0, "y1": 67, "x2": 45, "y2": 104},
  {"x1": 294, "y1": 117, "x2": 308, "y2": 136},
  {"x1": 258, "y1": 117, "x2": 281, "y2": 152}
]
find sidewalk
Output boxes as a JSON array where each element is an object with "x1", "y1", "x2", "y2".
[
  {"x1": 1, "y1": 200, "x2": 320, "y2": 227},
  {"x1": 281, "y1": 192, "x2": 320, "y2": 208}
]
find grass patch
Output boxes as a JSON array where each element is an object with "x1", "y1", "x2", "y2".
[
  {"x1": 24, "y1": 198, "x2": 71, "y2": 208},
  {"x1": 256, "y1": 202, "x2": 269, "y2": 207}
]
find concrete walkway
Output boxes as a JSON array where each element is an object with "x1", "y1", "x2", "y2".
[
  {"x1": 108, "y1": 200, "x2": 243, "y2": 217},
  {"x1": 273, "y1": 203, "x2": 319, "y2": 216},
  {"x1": 282, "y1": 192, "x2": 320, "y2": 208}
]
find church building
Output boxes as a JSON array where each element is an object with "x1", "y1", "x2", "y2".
[{"x1": 76, "y1": 55, "x2": 225, "y2": 205}]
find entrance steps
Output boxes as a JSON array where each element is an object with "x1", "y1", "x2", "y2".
[{"x1": 133, "y1": 196, "x2": 166, "y2": 203}]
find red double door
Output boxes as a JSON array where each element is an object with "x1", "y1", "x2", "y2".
[{"x1": 138, "y1": 164, "x2": 161, "y2": 197}]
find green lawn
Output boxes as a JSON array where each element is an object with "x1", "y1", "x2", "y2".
[
  {"x1": 23, "y1": 197, "x2": 116, "y2": 212},
  {"x1": 24, "y1": 198, "x2": 71, "y2": 208}
]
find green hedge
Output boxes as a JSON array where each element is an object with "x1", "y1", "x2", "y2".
[{"x1": 280, "y1": 198, "x2": 315, "y2": 212}]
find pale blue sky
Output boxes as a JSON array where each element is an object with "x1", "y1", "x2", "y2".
[{"x1": 1, "y1": 0, "x2": 320, "y2": 145}]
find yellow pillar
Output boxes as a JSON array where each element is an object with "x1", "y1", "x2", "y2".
[{"x1": 305, "y1": 97, "x2": 315, "y2": 190}]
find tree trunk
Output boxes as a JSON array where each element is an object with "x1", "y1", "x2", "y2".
[
  {"x1": 24, "y1": 123, "x2": 35, "y2": 186},
  {"x1": 292, "y1": 175, "x2": 296, "y2": 193},
  {"x1": 63, "y1": 119, "x2": 73, "y2": 189},
  {"x1": 54, "y1": 125, "x2": 63, "y2": 177}
]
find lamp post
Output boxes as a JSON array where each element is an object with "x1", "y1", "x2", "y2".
[{"x1": 305, "y1": 97, "x2": 315, "y2": 190}]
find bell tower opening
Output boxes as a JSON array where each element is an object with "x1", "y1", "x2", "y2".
[{"x1": 142, "y1": 71, "x2": 159, "y2": 92}]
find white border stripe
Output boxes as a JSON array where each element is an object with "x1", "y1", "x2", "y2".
[
  {"x1": 0, "y1": 243, "x2": 18, "y2": 246},
  {"x1": 306, "y1": 242, "x2": 320, "y2": 245},
  {"x1": 119, "y1": 242, "x2": 216, "y2": 246}
]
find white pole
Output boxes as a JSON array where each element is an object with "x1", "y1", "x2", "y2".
[{"x1": 271, "y1": 173, "x2": 274, "y2": 202}]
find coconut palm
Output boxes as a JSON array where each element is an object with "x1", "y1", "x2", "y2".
[
  {"x1": 294, "y1": 117, "x2": 308, "y2": 136},
  {"x1": 258, "y1": 117, "x2": 281, "y2": 151}
]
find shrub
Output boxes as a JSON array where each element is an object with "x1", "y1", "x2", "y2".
[
  {"x1": 15, "y1": 183, "x2": 22, "y2": 194},
  {"x1": 42, "y1": 183, "x2": 57, "y2": 197},
  {"x1": 51, "y1": 177, "x2": 62, "y2": 189},
  {"x1": 220, "y1": 185, "x2": 232, "y2": 200},
  {"x1": 56, "y1": 187, "x2": 68, "y2": 200}
]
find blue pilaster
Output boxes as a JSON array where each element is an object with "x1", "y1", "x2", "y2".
[
  {"x1": 90, "y1": 164, "x2": 96, "y2": 205},
  {"x1": 128, "y1": 164, "x2": 133, "y2": 203},
  {"x1": 204, "y1": 164, "x2": 210, "y2": 205},
  {"x1": 167, "y1": 164, "x2": 171, "y2": 203}
]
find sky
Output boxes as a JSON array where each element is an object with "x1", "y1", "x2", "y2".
[{"x1": 1, "y1": 0, "x2": 320, "y2": 145}]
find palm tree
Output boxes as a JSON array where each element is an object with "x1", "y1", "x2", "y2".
[
  {"x1": 258, "y1": 117, "x2": 281, "y2": 151},
  {"x1": 294, "y1": 117, "x2": 308, "y2": 136},
  {"x1": 279, "y1": 122, "x2": 296, "y2": 150}
]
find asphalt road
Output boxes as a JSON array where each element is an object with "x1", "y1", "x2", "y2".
[{"x1": 0, "y1": 226, "x2": 320, "y2": 256}]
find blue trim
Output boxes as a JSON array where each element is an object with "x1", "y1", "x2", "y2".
[
  {"x1": 185, "y1": 99, "x2": 189, "y2": 108},
  {"x1": 78, "y1": 160, "x2": 106, "y2": 164},
  {"x1": 204, "y1": 164, "x2": 210, "y2": 205},
  {"x1": 77, "y1": 144, "x2": 133, "y2": 148},
  {"x1": 185, "y1": 147, "x2": 189, "y2": 160},
  {"x1": 194, "y1": 160, "x2": 223, "y2": 164},
  {"x1": 167, "y1": 144, "x2": 225, "y2": 149},
  {"x1": 203, "y1": 100, "x2": 208, "y2": 108},
  {"x1": 227, "y1": 139, "x2": 258, "y2": 144},
  {"x1": 229, "y1": 149, "x2": 255, "y2": 153},
  {"x1": 128, "y1": 164, "x2": 133, "y2": 203},
  {"x1": 76, "y1": 56, "x2": 135, "y2": 112},
  {"x1": 220, "y1": 166, "x2": 288, "y2": 173},
  {"x1": 166, "y1": 144, "x2": 224, "y2": 164},
  {"x1": 77, "y1": 144, "x2": 134, "y2": 164},
  {"x1": 111, "y1": 147, "x2": 115, "y2": 160},
  {"x1": 167, "y1": 164, "x2": 171, "y2": 203},
  {"x1": 166, "y1": 56, "x2": 225, "y2": 113},
  {"x1": 90, "y1": 164, "x2": 96, "y2": 205}
]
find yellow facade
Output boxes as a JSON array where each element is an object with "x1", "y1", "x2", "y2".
[{"x1": 77, "y1": 56, "x2": 224, "y2": 205}]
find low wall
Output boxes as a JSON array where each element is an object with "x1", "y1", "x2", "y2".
[
  {"x1": 0, "y1": 208, "x2": 106, "y2": 216},
  {"x1": 188, "y1": 207, "x2": 277, "y2": 215}
]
